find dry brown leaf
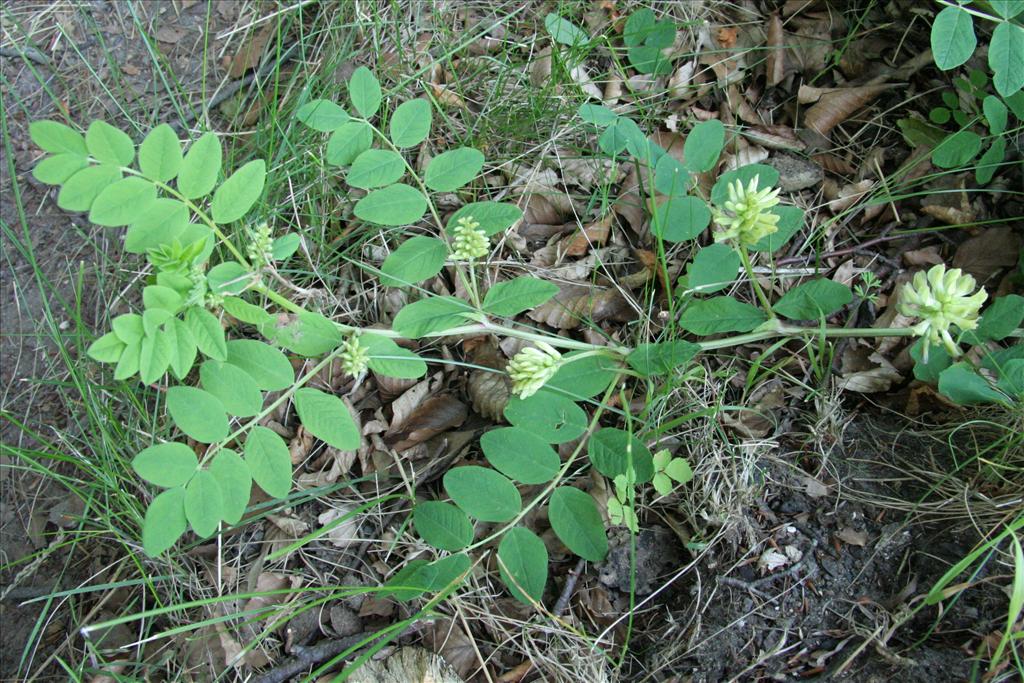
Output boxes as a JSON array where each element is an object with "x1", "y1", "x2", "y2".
[
  {"x1": 242, "y1": 573, "x2": 293, "y2": 615},
  {"x1": 953, "y1": 227, "x2": 1021, "y2": 285},
  {"x1": 804, "y1": 477, "x2": 830, "y2": 498},
  {"x1": 317, "y1": 506, "x2": 361, "y2": 548},
  {"x1": 267, "y1": 513, "x2": 309, "y2": 537},
  {"x1": 828, "y1": 179, "x2": 874, "y2": 213},
  {"x1": 560, "y1": 214, "x2": 613, "y2": 257},
  {"x1": 349, "y1": 646, "x2": 463, "y2": 683},
  {"x1": 803, "y1": 84, "x2": 895, "y2": 136},
  {"x1": 384, "y1": 395, "x2": 468, "y2": 451},
  {"x1": 155, "y1": 25, "x2": 187, "y2": 44},
  {"x1": 765, "y1": 13, "x2": 786, "y2": 86},
  {"x1": 389, "y1": 380, "x2": 431, "y2": 429},
  {"x1": 424, "y1": 619, "x2": 479, "y2": 681},
  {"x1": 228, "y1": 25, "x2": 273, "y2": 77},
  {"x1": 902, "y1": 246, "x2": 943, "y2": 267},
  {"x1": 357, "y1": 596, "x2": 394, "y2": 618},
  {"x1": 836, "y1": 527, "x2": 870, "y2": 546},
  {"x1": 716, "y1": 26, "x2": 738, "y2": 48},
  {"x1": 838, "y1": 348, "x2": 902, "y2": 393},
  {"x1": 742, "y1": 125, "x2": 805, "y2": 152},
  {"x1": 527, "y1": 284, "x2": 631, "y2": 330},
  {"x1": 467, "y1": 370, "x2": 510, "y2": 421},
  {"x1": 812, "y1": 152, "x2": 856, "y2": 175}
]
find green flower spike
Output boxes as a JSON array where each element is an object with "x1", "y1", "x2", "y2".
[
  {"x1": 450, "y1": 215, "x2": 488, "y2": 261},
  {"x1": 339, "y1": 334, "x2": 371, "y2": 377},
  {"x1": 507, "y1": 341, "x2": 562, "y2": 398},
  {"x1": 712, "y1": 175, "x2": 781, "y2": 247},
  {"x1": 898, "y1": 264, "x2": 988, "y2": 360}
]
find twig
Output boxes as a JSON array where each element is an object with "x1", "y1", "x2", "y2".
[
  {"x1": 0, "y1": 46, "x2": 52, "y2": 68},
  {"x1": 774, "y1": 233, "x2": 908, "y2": 266},
  {"x1": 251, "y1": 632, "x2": 371, "y2": 683},
  {"x1": 552, "y1": 558, "x2": 586, "y2": 616}
]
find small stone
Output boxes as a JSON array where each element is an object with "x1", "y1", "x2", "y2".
[{"x1": 768, "y1": 154, "x2": 824, "y2": 192}]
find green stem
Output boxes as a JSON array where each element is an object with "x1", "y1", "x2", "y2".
[{"x1": 739, "y1": 244, "x2": 775, "y2": 318}]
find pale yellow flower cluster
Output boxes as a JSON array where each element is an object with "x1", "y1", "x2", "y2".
[
  {"x1": 899, "y1": 264, "x2": 987, "y2": 359},
  {"x1": 339, "y1": 334, "x2": 371, "y2": 377},
  {"x1": 712, "y1": 175, "x2": 781, "y2": 247},
  {"x1": 507, "y1": 341, "x2": 562, "y2": 398},
  {"x1": 450, "y1": 216, "x2": 488, "y2": 261}
]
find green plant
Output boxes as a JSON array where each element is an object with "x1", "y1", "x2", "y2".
[
  {"x1": 918, "y1": 2, "x2": 1024, "y2": 181},
  {"x1": 29, "y1": 53, "x2": 1022, "y2": 614},
  {"x1": 931, "y1": 1, "x2": 1024, "y2": 98}
]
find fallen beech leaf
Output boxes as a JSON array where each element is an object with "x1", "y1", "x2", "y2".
[
  {"x1": 804, "y1": 84, "x2": 895, "y2": 136},
  {"x1": 155, "y1": 26, "x2": 187, "y2": 44},
  {"x1": 242, "y1": 573, "x2": 292, "y2": 615},
  {"x1": 902, "y1": 246, "x2": 943, "y2": 267},
  {"x1": 804, "y1": 477, "x2": 830, "y2": 498},
  {"x1": 561, "y1": 214, "x2": 613, "y2": 256},
  {"x1": 952, "y1": 227, "x2": 1021, "y2": 284},
  {"x1": 716, "y1": 26, "x2": 738, "y2": 48},
  {"x1": 317, "y1": 506, "x2": 361, "y2": 548},
  {"x1": 384, "y1": 395, "x2": 468, "y2": 451},
  {"x1": 828, "y1": 179, "x2": 874, "y2": 213},
  {"x1": 424, "y1": 619, "x2": 479, "y2": 681},
  {"x1": 267, "y1": 513, "x2": 309, "y2": 537},
  {"x1": 527, "y1": 284, "x2": 631, "y2": 330},
  {"x1": 389, "y1": 380, "x2": 432, "y2": 430},
  {"x1": 765, "y1": 14, "x2": 786, "y2": 86},
  {"x1": 228, "y1": 25, "x2": 273, "y2": 77}
]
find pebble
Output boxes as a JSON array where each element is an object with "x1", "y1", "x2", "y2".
[{"x1": 768, "y1": 154, "x2": 824, "y2": 192}]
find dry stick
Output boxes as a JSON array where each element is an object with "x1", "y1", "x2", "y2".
[
  {"x1": 774, "y1": 233, "x2": 908, "y2": 266},
  {"x1": 251, "y1": 632, "x2": 373, "y2": 683},
  {"x1": 0, "y1": 46, "x2": 52, "y2": 67},
  {"x1": 552, "y1": 558, "x2": 586, "y2": 617}
]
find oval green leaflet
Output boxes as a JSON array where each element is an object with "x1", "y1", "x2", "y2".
[
  {"x1": 293, "y1": 388, "x2": 360, "y2": 451},
  {"x1": 443, "y1": 466, "x2": 521, "y2": 522},
  {"x1": 414, "y1": 501, "x2": 474, "y2": 551},
  {"x1": 548, "y1": 486, "x2": 608, "y2": 562},
  {"x1": 389, "y1": 99, "x2": 432, "y2": 148},
  {"x1": 480, "y1": 427, "x2": 560, "y2": 485},
  {"x1": 497, "y1": 527, "x2": 548, "y2": 604},
  {"x1": 504, "y1": 392, "x2": 587, "y2": 444},
  {"x1": 166, "y1": 386, "x2": 229, "y2": 443}
]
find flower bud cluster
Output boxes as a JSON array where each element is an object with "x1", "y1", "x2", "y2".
[
  {"x1": 339, "y1": 334, "x2": 371, "y2": 377},
  {"x1": 450, "y1": 216, "x2": 488, "y2": 261},
  {"x1": 712, "y1": 175, "x2": 781, "y2": 247},
  {"x1": 899, "y1": 264, "x2": 987, "y2": 358},
  {"x1": 247, "y1": 222, "x2": 275, "y2": 268},
  {"x1": 507, "y1": 341, "x2": 562, "y2": 398}
]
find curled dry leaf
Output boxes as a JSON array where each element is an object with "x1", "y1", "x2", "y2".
[
  {"x1": 836, "y1": 527, "x2": 870, "y2": 547},
  {"x1": 668, "y1": 60, "x2": 697, "y2": 98},
  {"x1": 570, "y1": 61, "x2": 603, "y2": 100},
  {"x1": 228, "y1": 25, "x2": 273, "y2": 77},
  {"x1": 467, "y1": 370, "x2": 510, "y2": 421},
  {"x1": 765, "y1": 13, "x2": 786, "y2": 86},
  {"x1": 389, "y1": 379, "x2": 432, "y2": 429},
  {"x1": 527, "y1": 283, "x2": 631, "y2": 330},
  {"x1": 384, "y1": 394, "x2": 468, "y2": 451},
  {"x1": 742, "y1": 125, "x2": 805, "y2": 152},
  {"x1": 560, "y1": 213, "x2": 614, "y2": 257},
  {"x1": 803, "y1": 84, "x2": 895, "y2": 136}
]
